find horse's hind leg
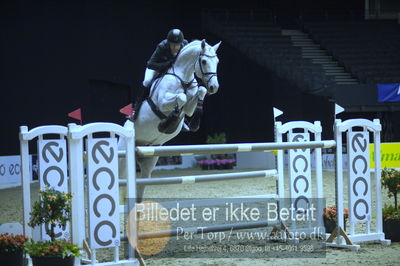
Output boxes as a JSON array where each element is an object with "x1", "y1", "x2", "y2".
[{"x1": 136, "y1": 156, "x2": 159, "y2": 202}]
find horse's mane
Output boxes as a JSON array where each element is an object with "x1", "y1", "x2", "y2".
[
  {"x1": 179, "y1": 39, "x2": 216, "y2": 57},
  {"x1": 174, "y1": 39, "x2": 217, "y2": 69},
  {"x1": 180, "y1": 39, "x2": 202, "y2": 52}
]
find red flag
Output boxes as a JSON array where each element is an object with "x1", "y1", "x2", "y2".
[
  {"x1": 68, "y1": 108, "x2": 82, "y2": 125},
  {"x1": 119, "y1": 103, "x2": 133, "y2": 117}
]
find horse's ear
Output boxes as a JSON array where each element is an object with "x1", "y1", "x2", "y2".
[
  {"x1": 213, "y1": 41, "x2": 222, "y2": 52},
  {"x1": 201, "y1": 39, "x2": 206, "y2": 50}
]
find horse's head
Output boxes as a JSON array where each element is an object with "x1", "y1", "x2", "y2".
[{"x1": 195, "y1": 40, "x2": 221, "y2": 95}]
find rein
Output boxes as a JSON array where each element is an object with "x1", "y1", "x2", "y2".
[
  {"x1": 147, "y1": 77, "x2": 167, "y2": 120},
  {"x1": 165, "y1": 72, "x2": 195, "y2": 92}
]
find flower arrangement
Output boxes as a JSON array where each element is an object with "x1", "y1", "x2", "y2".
[
  {"x1": 25, "y1": 187, "x2": 81, "y2": 260},
  {"x1": 381, "y1": 168, "x2": 400, "y2": 220},
  {"x1": 382, "y1": 205, "x2": 400, "y2": 221},
  {"x1": 323, "y1": 206, "x2": 349, "y2": 222},
  {"x1": 24, "y1": 239, "x2": 80, "y2": 258},
  {"x1": 198, "y1": 158, "x2": 236, "y2": 170},
  {"x1": 0, "y1": 233, "x2": 29, "y2": 253},
  {"x1": 202, "y1": 132, "x2": 237, "y2": 170}
]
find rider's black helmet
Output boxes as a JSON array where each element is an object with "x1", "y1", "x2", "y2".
[{"x1": 167, "y1": 29, "x2": 184, "y2": 45}]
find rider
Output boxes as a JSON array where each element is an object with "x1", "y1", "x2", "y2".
[{"x1": 133, "y1": 29, "x2": 188, "y2": 121}]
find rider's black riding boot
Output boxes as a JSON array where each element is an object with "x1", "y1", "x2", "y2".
[
  {"x1": 187, "y1": 100, "x2": 204, "y2": 132},
  {"x1": 158, "y1": 105, "x2": 182, "y2": 134},
  {"x1": 133, "y1": 85, "x2": 150, "y2": 121}
]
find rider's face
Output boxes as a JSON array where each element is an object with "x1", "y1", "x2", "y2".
[{"x1": 169, "y1": 43, "x2": 181, "y2": 56}]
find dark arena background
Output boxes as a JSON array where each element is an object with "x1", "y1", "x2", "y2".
[{"x1": 1, "y1": 0, "x2": 400, "y2": 155}]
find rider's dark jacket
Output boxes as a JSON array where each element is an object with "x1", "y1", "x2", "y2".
[{"x1": 147, "y1": 39, "x2": 189, "y2": 73}]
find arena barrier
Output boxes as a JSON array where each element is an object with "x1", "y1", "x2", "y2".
[{"x1": 19, "y1": 117, "x2": 391, "y2": 265}]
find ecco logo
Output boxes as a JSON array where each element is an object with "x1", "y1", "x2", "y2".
[
  {"x1": 348, "y1": 132, "x2": 370, "y2": 221},
  {"x1": 289, "y1": 133, "x2": 311, "y2": 210},
  {"x1": 88, "y1": 138, "x2": 119, "y2": 248}
]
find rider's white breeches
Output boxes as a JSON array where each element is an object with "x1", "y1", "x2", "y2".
[{"x1": 143, "y1": 68, "x2": 158, "y2": 88}]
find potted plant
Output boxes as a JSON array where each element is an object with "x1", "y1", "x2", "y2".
[
  {"x1": 381, "y1": 168, "x2": 400, "y2": 242},
  {"x1": 206, "y1": 132, "x2": 227, "y2": 145},
  {"x1": 25, "y1": 187, "x2": 81, "y2": 266},
  {"x1": 323, "y1": 206, "x2": 349, "y2": 233},
  {"x1": 0, "y1": 233, "x2": 29, "y2": 266}
]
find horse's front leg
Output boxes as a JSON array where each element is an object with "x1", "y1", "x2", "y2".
[
  {"x1": 184, "y1": 86, "x2": 207, "y2": 116},
  {"x1": 184, "y1": 86, "x2": 207, "y2": 132},
  {"x1": 159, "y1": 92, "x2": 187, "y2": 113}
]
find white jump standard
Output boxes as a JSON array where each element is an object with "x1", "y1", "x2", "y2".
[{"x1": 325, "y1": 119, "x2": 391, "y2": 249}]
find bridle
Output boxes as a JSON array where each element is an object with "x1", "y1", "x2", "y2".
[
  {"x1": 164, "y1": 49, "x2": 218, "y2": 93},
  {"x1": 195, "y1": 51, "x2": 218, "y2": 92}
]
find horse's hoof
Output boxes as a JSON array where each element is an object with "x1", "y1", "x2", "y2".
[
  {"x1": 181, "y1": 123, "x2": 190, "y2": 132},
  {"x1": 190, "y1": 123, "x2": 200, "y2": 132},
  {"x1": 187, "y1": 116, "x2": 200, "y2": 131}
]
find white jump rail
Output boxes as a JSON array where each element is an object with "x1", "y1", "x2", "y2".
[
  {"x1": 135, "y1": 140, "x2": 336, "y2": 157},
  {"x1": 119, "y1": 169, "x2": 278, "y2": 186}
]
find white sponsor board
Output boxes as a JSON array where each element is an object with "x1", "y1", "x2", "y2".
[
  {"x1": 288, "y1": 132, "x2": 312, "y2": 210},
  {"x1": 0, "y1": 155, "x2": 33, "y2": 189},
  {"x1": 347, "y1": 132, "x2": 371, "y2": 222},
  {"x1": 87, "y1": 138, "x2": 120, "y2": 249}
]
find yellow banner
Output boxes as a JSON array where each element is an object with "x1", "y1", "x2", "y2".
[{"x1": 370, "y1": 142, "x2": 400, "y2": 168}]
